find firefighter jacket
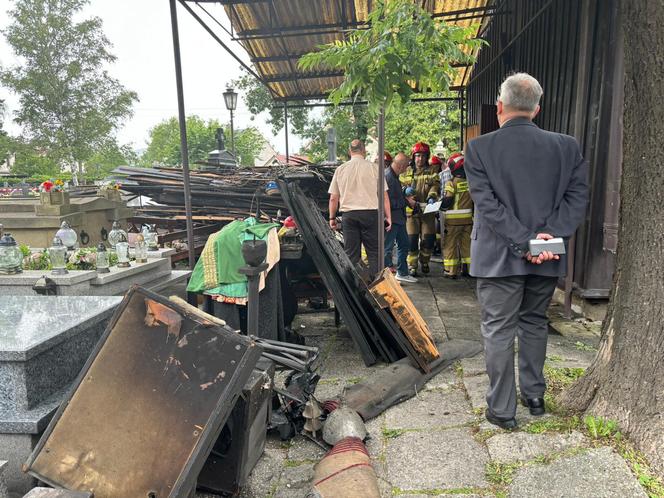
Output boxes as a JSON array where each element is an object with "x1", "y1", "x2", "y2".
[
  {"x1": 401, "y1": 166, "x2": 440, "y2": 215},
  {"x1": 442, "y1": 176, "x2": 474, "y2": 225}
]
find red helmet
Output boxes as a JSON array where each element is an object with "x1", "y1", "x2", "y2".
[
  {"x1": 430, "y1": 155, "x2": 443, "y2": 167},
  {"x1": 384, "y1": 151, "x2": 393, "y2": 164},
  {"x1": 411, "y1": 142, "x2": 430, "y2": 155},
  {"x1": 447, "y1": 153, "x2": 464, "y2": 172}
]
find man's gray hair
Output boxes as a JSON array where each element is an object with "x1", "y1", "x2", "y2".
[
  {"x1": 498, "y1": 73, "x2": 543, "y2": 112},
  {"x1": 349, "y1": 139, "x2": 365, "y2": 153}
]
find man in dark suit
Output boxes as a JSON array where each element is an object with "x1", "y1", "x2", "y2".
[{"x1": 464, "y1": 73, "x2": 589, "y2": 429}]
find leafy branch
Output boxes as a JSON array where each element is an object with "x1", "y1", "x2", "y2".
[{"x1": 298, "y1": 0, "x2": 485, "y2": 114}]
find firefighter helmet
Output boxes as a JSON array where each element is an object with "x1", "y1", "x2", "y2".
[
  {"x1": 411, "y1": 142, "x2": 430, "y2": 156},
  {"x1": 447, "y1": 153, "x2": 465, "y2": 172},
  {"x1": 430, "y1": 155, "x2": 443, "y2": 167}
]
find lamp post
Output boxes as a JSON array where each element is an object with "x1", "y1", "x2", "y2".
[{"x1": 223, "y1": 87, "x2": 238, "y2": 159}]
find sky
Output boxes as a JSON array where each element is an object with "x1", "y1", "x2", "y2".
[{"x1": 0, "y1": 0, "x2": 302, "y2": 154}]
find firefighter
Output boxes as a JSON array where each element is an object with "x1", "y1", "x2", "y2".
[
  {"x1": 401, "y1": 142, "x2": 440, "y2": 276},
  {"x1": 440, "y1": 153, "x2": 473, "y2": 277}
]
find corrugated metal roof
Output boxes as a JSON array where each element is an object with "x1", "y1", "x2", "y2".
[{"x1": 223, "y1": 0, "x2": 494, "y2": 100}]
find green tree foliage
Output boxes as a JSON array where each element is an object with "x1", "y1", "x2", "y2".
[
  {"x1": 6, "y1": 137, "x2": 60, "y2": 178},
  {"x1": 299, "y1": 0, "x2": 483, "y2": 114},
  {"x1": 1, "y1": 0, "x2": 138, "y2": 175},
  {"x1": 300, "y1": 97, "x2": 460, "y2": 163},
  {"x1": 232, "y1": 74, "x2": 311, "y2": 136},
  {"x1": 86, "y1": 141, "x2": 138, "y2": 179},
  {"x1": 141, "y1": 115, "x2": 265, "y2": 168}
]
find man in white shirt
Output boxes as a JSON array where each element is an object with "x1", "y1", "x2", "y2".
[{"x1": 328, "y1": 139, "x2": 391, "y2": 278}]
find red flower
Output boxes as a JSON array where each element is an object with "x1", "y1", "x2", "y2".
[{"x1": 40, "y1": 181, "x2": 54, "y2": 193}]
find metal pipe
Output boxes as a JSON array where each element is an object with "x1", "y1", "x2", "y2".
[
  {"x1": 229, "y1": 108, "x2": 236, "y2": 159},
  {"x1": 459, "y1": 90, "x2": 465, "y2": 149},
  {"x1": 169, "y1": 0, "x2": 196, "y2": 270},
  {"x1": 275, "y1": 96, "x2": 460, "y2": 109},
  {"x1": 177, "y1": 0, "x2": 275, "y2": 97},
  {"x1": 377, "y1": 106, "x2": 386, "y2": 274},
  {"x1": 564, "y1": 234, "x2": 576, "y2": 318},
  {"x1": 284, "y1": 101, "x2": 290, "y2": 164}
]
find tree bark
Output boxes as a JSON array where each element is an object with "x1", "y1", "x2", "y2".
[{"x1": 559, "y1": 0, "x2": 664, "y2": 475}]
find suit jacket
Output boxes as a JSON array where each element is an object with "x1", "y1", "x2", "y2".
[{"x1": 464, "y1": 117, "x2": 589, "y2": 278}]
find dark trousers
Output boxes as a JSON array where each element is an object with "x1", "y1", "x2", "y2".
[
  {"x1": 476, "y1": 275, "x2": 558, "y2": 419},
  {"x1": 342, "y1": 209, "x2": 380, "y2": 278}
]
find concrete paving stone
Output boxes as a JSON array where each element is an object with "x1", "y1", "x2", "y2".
[
  {"x1": 546, "y1": 340, "x2": 597, "y2": 369},
  {"x1": 279, "y1": 462, "x2": 315, "y2": 489},
  {"x1": 236, "y1": 447, "x2": 286, "y2": 498},
  {"x1": 509, "y1": 447, "x2": 647, "y2": 498},
  {"x1": 288, "y1": 435, "x2": 326, "y2": 462},
  {"x1": 423, "y1": 366, "x2": 457, "y2": 390},
  {"x1": 422, "y1": 315, "x2": 447, "y2": 337},
  {"x1": 313, "y1": 379, "x2": 344, "y2": 401},
  {"x1": 460, "y1": 354, "x2": 486, "y2": 376},
  {"x1": 486, "y1": 430, "x2": 588, "y2": 463},
  {"x1": 384, "y1": 389, "x2": 474, "y2": 430},
  {"x1": 317, "y1": 351, "x2": 379, "y2": 380},
  {"x1": 463, "y1": 373, "x2": 489, "y2": 410},
  {"x1": 386, "y1": 428, "x2": 489, "y2": 490}
]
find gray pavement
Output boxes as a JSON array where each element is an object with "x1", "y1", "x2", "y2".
[{"x1": 200, "y1": 264, "x2": 649, "y2": 498}]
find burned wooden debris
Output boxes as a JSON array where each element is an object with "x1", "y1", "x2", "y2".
[
  {"x1": 279, "y1": 180, "x2": 438, "y2": 372},
  {"x1": 23, "y1": 286, "x2": 263, "y2": 498},
  {"x1": 114, "y1": 165, "x2": 334, "y2": 223}
]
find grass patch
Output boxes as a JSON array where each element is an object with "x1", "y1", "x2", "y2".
[
  {"x1": 345, "y1": 376, "x2": 363, "y2": 385},
  {"x1": 546, "y1": 354, "x2": 564, "y2": 362},
  {"x1": 382, "y1": 427, "x2": 407, "y2": 439},
  {"x1": 583, "y1": 415, "x2": 621, "y2": 440},
  {"x1": 485, "y1": 461, "x2": 520, "y2": 486},
  {"x1": 474, "y1": 429, "x2": 498, "y2": 443},
  {"x1": 574, "y1": 341, "x2": 597, "y2": 352},
  {"x1": 544, "y1": 365, "x2": 585, "y2": 397},
  {"x1": 524, "y1": 415, "x2": 581, "y2": 434},
  {"x1": 453, "y1": 361, "x2": 464, "y2": 378}
]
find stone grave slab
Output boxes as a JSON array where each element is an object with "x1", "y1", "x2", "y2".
[
  {"x1": 486, "y1": 431, "x2": 588, "y2": 463},
  {"x1": 384, "y1": 389, "x2": 474, "y2": 430},
  {"x1": 385, "y1": 428, "x2": 489, "y2": 490},
  {"x1": 508, "y1": 447, "x2": 647, "y2": 498}
]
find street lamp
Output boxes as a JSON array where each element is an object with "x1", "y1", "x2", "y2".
[{"x1": 223, "y1": 87, "x2": 238, "y2": 159}]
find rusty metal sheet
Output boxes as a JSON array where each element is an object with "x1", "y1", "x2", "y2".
[
  {"x1": 370, "y1": 269, "x2": 440, "y2": 366},
  {"x1": 24, "y1": 286, "x2": 262, "y2": 498}
]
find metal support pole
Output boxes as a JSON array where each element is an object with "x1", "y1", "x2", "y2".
[
  {"x1": 459, "y1": 90, "x2": 465, "y2": 150},
  {"x1": 377, "y1": 106, "x2": 386, "y2": 274},
  {"x1": 563, "y1": 234, "x2": 576, "y2": 318},
  {"x1": 230, "y1": 108, "x2": 236, "y2": 159},
  {"x1": 284, "y1": 101, "x2": 290, "y2": 164},
  {"x1": 169, "y1": 0, "x2": 196, "y2": 270}
]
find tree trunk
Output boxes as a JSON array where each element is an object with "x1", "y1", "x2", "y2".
[{"x1": 559, "y1": 0, "x2": 664, "y2": 474}]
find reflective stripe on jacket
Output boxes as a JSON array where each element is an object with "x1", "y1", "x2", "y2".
[
  {"x1": 401, "y1": 167, "x2": 440, "y2": 215},
  {"x1": 443, "y1": 178, "x2": 473, "y2": 224}
]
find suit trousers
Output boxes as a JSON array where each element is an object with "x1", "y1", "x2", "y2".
[
  {"x1": 476, "y1": 275, "x2": 558, "y2": 419},
  {"x1": 342, "y1": 209, "x2": 380, "y2": 278}
]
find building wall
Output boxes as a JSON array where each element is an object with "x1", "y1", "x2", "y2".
[{"x1": 465, "y1": 0, "x2": 623, "y2": 298}]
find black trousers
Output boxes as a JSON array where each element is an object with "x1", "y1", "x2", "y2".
[{"x1": 342, "y1": 209, "x2": 380, "y2": 278}]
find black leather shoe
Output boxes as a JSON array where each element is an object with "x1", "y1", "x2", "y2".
[
  {"x1": 520, "y1": 396, "x2": 546, "y2": 416},
  {"x1": 485, "y1": 409, "x2": 517, "y2": 430}
]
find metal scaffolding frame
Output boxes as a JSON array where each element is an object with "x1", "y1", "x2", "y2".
[{"x1": 169, "y1": 0, "x2": 494, "y2": 267}]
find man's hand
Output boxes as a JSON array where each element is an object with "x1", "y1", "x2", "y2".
[
  {"x1": 329, "y1": 218, "x2": 338, "y2": 231},
  {"x1": 385, "y1": 217, "x2": 392, "y2": 232},
  {"x1": 525, "y1": 233, "x2": 560, "y2": 264}
]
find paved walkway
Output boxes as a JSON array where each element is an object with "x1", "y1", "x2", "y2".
[{"x1": 218, "y1": 265, "x2": 649, "y2": 498}]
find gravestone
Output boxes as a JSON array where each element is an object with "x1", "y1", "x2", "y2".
[{"x1": 0, "y1": 296, "x2": 121, "y2": 496}]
